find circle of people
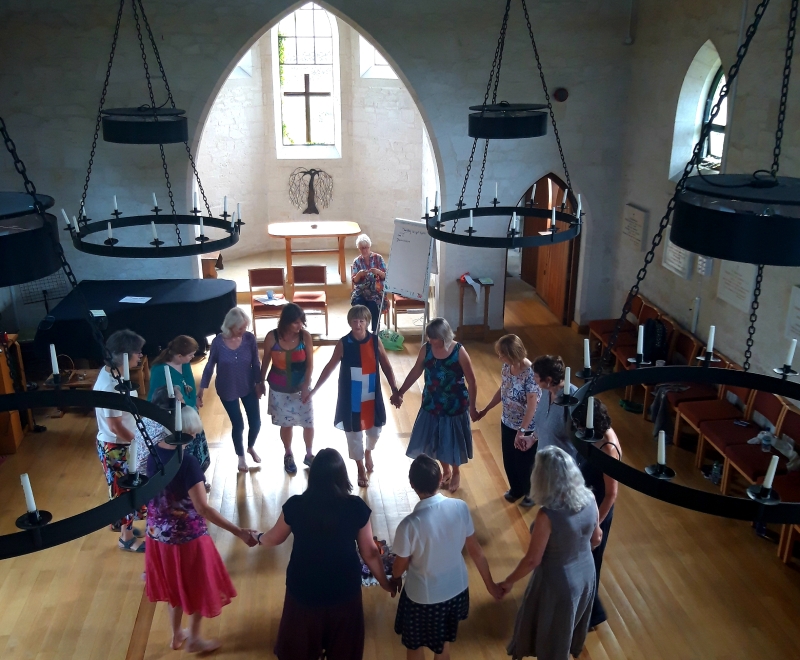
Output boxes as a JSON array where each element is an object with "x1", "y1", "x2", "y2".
[{"x1": 91, "y1": 234, "x2": 622, "y2": 659}]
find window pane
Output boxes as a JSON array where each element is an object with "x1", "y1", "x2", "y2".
[
  {"x1": 282, "y1": 66, "x2": 307, "y2": 92},
  {"x1": 278, "y1": 15, "x2": 296, "y2": 37},
  {"x1": 279, "y1": 36, "x2": 296, "y2": 64},
  {"x1": 310, "y1": 96, "x2": 335, "y2": 144},
  {"x1": 708, "y1": 131, "x2": 725, "y2": 158},
  {"x1": 714, "y1": 94, "x2": 728, "y2": 126},
  {"x1": 282, "y1": 96, "x2": 306, "y2": 145},
  {"x1": 314, "y1": 9, "x2": 332, "y2": 37},
  {"x1": 373, "y1": 50, "x2": 389, "y2": 66},
  {"x1": 295, "y1": 9, "x2": 314, "y2": 37},
  {"x1": 316, "y1": 37, "x2": 333, "y2": 64},
  {"x1": 296, "y1": 37, "x2": 316, "y2": 64}
]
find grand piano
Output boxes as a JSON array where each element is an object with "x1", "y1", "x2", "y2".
[{"x1": 35, "y1": 279, "x2": 238, "y2": 360}]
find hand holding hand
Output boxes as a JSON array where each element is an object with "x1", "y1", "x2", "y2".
[
  {"x1": 469, "y1": 405, "x2": 480, "y2": 423},
  {"x1": 499, "y1": 580, "x2": 514, "y2": 597},
  {"x1": 390, "y1": 392, "x2": 403, "y2": 408},
  {"x1": 474, "y1": 408, "x2": 487, "y2": 422},
  {"x1": 487, "y1": 581, "x2": 504, "y2": 601},
  {"x1": 238, "y1": 528, "x2": 259, "y2": 547},
  {"x1": 255, "y1": 382, "x2": 266, "y2": 399},
  {"x1": 196, "y1": 392, "x2": 204, "y2": 408},
  {"x1": 301, "y1": 387, "x2": 315, "y2": 404}
]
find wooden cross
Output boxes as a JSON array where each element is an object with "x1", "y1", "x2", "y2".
[{"x1": 283, "y1": 73, "x2": 331, "y2": 144}]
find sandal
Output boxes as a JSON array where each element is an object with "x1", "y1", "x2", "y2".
[
  {"x1": 284, "y1": 454, "x2": 297, "y2": 475},
  {"x1": 357, "y1": 475, "x2": 369, "y2": 488},
  {"x1": 119, "y1": 537, "x2": 146, "y2": 553},
  {"x1": 111, "y1": 524, "x2": 144, "y2": 538}
]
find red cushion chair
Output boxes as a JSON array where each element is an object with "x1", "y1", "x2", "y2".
[
  {"x1": 673, "y1": 381, "x2": 752, "y2": 448},
  {"x1": 722, "y1": 444, "x2": 789, "y2": 494}
]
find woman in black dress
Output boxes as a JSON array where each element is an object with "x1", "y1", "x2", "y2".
[
  {"x1": 255, "y1": 448, "x2": 396, "y2": 659},
  {"x1": 571, "y1": 397, "x2": 621, "y2": 629}
]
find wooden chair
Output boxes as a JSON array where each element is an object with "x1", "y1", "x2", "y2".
[
  {"x1": 588, "y1": 293, "x2": 645, "y2": 355},
  {"x1": 641, "y1": 327, "x2": 702, "y2": 419},
  {"x1": 249, "y1": 268, "x2": 287, "y2": 327},
  {"x1": 673, "y1": 363, "x2": 752, "y2": 448},
  {"x1": 663, "y1": 350, "x2": 729, "y2": 416},
  {"x1": 723, "y1": 400, "x2": 795, "y2": 495},
  {"x1": 596, "y1": 301, "x2": 661, "y2": 358},
  {"x1": 613, "y1": 315, "x2": 676, "y2": 403},
  {"x1": 350, "y1": 280, "x2": 389, "y2": 328},
  {"x1": 130, "y1": 355, "x2": 150, "y2": 396},
  {"x1": 696, "y1": 390, "x2": 785, "y2": 471},
  {"x1": 292, "y1": 265, "x2": 329, "y2": 336},
  {"x1": 391, "y1": 293, "x2": 425, "y2": 331},
  {"x1": 779, "y1": 522, "x2": 800, "y2": 564}
]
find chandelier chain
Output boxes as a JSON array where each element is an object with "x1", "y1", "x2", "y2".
[
  {"x1": 78, "y1": 0, "x2": 126, "y2": 227},
  {"x1": 772, "y1": 0, "x2": 798, "y2": 176},
  {"x1": 0, "y1": 111, "x2": 161, "y2": 466},
  {"x1": 520, "y1": 0, "x2": 571, "y2": 191},
  {"x1": 454, "y1": 0, "x2": 512, "y2": 231},
  {"x1": 743, "y1": 265, "x2": 765, "y2": 372},
  {"x1": 476, "y1": 139, "x2": 491, "y2": 208},
  {"x1": 591, "y1": 0, "x2": 772, "y2": 383}
]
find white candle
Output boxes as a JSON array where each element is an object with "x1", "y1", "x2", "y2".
[
  {"x1": 425, "y1": 196, "x2": 429, "y2": 215},
  {"x1": 223, "y1": 195, "x2": 228, "y2": 213},
  {"x1": 49, "y1": 344, "x2": 58, "y2": 376},
  {"x1": 164, "y1": 365, "x2": 175, "y2": 398},
  {"x1": 237, "y1": 202, "x2": 241, "y2": 221},
  {"x1": 193, "y1": 191, "x2": 198, "y2": 210},
  {"x1": 152, "y1": 193, "x2": 158, "y2": 208},
  {"x1": 583, "y1": 338, "x2": 591, "y2": 370},
  {"x1": 231, "y1": 211, "x2": 236, "y2": 228},
  {"x1": 199, "y1": 215, "x2": 204, "y2": 235},
  {"x1": 434, "y1": 190, "x2": 438, "y2": 209},
  {"x1": 72, "y1": 215, "x2": 78, "y2": 228},
  {"x1": 20, "y1": 473, "x2": 37, "y2": 513},
  {"x1": 512, "y1": 211, "x2": 517, "y2": 232},
  {"x1": 563, "y1": 188, "x2": 569, "y2": 208},
  {"x1": 151, "y1": 221, "x2": 158, "y2": 240},
  {"x1": 636, "y1": 324, "x2": 644, "y2": 355},
  {"x1": 657, "y1": 430, "x2": 666, "y2": 465},
  {"x1": 107, "y1": 222, "x2": 113, "y2": 240},
  {"x1": 175, "y1": 399, "x2": 183, "y2": 432},
  {"x1": 531, "y1": 184, "x2": 536, "y2": 203},
  {"x1": 576, "y1": 193, "x2": 581, "y2": 217},
  {"x1": 61, "y1": 208, "x2": 71, "y2": 227},
  {"x1": 128, "y1": 438, "x2": 137, "y2": 476},
  {"x1": 469, "y1": 210, "x2": 473, "y2": 228},
  {"x1": 123, "y1": 353, "x2": 130, "y2": 381},
  {"x1": 707, "y1": 325, "x2": 716, "y2": 354},
  {"x1": 763, "y1": 454, "x2": 779, "y2": 490},
  {"x1": 495, "y1": 181, "x2": 498, "y2": 199},
  {"x1": 786, "y1": 338, "x2": 797, "y2": 366},
  {"x1": 564, "y1": 367, "x2": 571, "y2": 392},
  {"x1": 113, "y1": 195, "x2": 118, "y2": 211},
  {"x1": 691, "y1": 296, "x2": 701, "y2": 335},
  {"x1": 586, "y1": 396, "x2": 595, "y2": 430},
  {"x1": 551, "y1": 204, "x2": 556, "y2": 230}
]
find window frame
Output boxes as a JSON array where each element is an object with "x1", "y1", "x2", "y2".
[
  {"x1": 359, "y1": 35, "x2": 398, "y2": 80},
  {"x1": 700, "y1": 66, "x2": 727, "y2": 168},
  {"x1": 271, "y1": 4, "x2": 342, "y2": 160}
]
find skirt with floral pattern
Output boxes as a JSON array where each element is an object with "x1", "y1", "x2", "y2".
[{"x1": 268, "y1": 390, "x2": 314, "y2": 428}]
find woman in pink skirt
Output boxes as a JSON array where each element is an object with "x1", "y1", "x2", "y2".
[{"x1": 145, "y1": 403, "x2": 257, "y2": 653}]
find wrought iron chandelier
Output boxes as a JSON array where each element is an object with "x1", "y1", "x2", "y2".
[
  {"x1": 69, "y1": 0, "x2": 242, "y2": 259},
  {"x1": 573, "y1": 0, "x2": 800, "y2": 525},
  {"x1": 426, "y1": 0, "x2": 582, "y2": 249}
]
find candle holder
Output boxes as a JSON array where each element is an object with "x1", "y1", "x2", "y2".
[
  {"x1": 15, "y1": 510, "x2": 53, "y2": 549},
  {"x1": 192, "y1": 205, "x2": 210, "y2": 243},
  {"x1": 149, "y1": 238, "x2": 165, "y2": 247},
  {"x1": 645, "y1": 463, "x2": 675, "y2": 480},
  {"x1": 697, "y1": 351, "x2": 721, "y2": 367},
  {"x1": 464, "y1": 226, "x2": 477, "y2": 236},
  {"x1": 576, "y1": 368, "x2": 594, "y2": 381},
  {"x1": 553, "y1": 391, "x2": 579, "y2": 407},
  {"x1": 538, "y1": 226, "x2": 558, "y2": 238},
  {"x1": 507, "y1": 227, "x2": 520, "y2": 240},
  {"x1": 772, "y1": 364, "x2": 799, "y2": 380},
  {"x1": 746, "y1": 484, "x2": 781, "y2": 505},
  {"x1": 236, "y1": 211, "x2": 245, "y2": 227},
  {"x1": 114, "y1": 380, "x2": 133, "y2": 394},
  {"x1": 118, "y1": 471, "x2": 149, "y2": 490},
  {"x1": 221, "y1": 210, "x2": 233, "y2": 232},
  {"x1": 627, "y1": 353, "x2": 652, "y2": 368},
  {"x1": 50, "y1": 372, "x2": 62, "y2": 386},
  {"x1": 151, "y1": 204, "x2": 162, "y2": 215},
  {"x1": 166, "y1": 431, "x2": 193, "y2": 447},
  {"x1": 103, "y1": 236, "x2": 119, "y2": 247},
  {"x1": 575, "y1": 428, "x2": 598, "y2": 442},
  {"x1": 491, "y1": 197, "x2": 500, "y2": 207}
]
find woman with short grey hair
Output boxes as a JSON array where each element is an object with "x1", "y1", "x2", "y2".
[
  {"x1": 199, "y1": 308, "x2": 263, "y2": 472},
  {"x1": 392, "y1": 317, "x2": 478, "y2": 493},
  {"x1": 351, "y1": 233, "x2": 387, "y2": 332},
  {"x1": 500, "y1": 446, "x2": 602, "y2": 660},
  {"x1": 93, "y1": 329, "x2": 148, "y2": 551}
]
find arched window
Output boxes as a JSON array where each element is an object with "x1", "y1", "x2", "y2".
[
  {"x1": 359, "y1": 36, "x2": 397, "y2": 79},
  {"x1": 272, "y1": 2, "x2": 342, "y2": 159},
  {"x1": 699, "y1": 66, "x2": 727, "y2": 172}
]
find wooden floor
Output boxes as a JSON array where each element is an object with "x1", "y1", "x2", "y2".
[{"x1": 2, "y1": 274, "x2": 800, "y2": 659}]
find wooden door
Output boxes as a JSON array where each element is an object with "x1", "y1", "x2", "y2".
[{"x1": 519, "y1": 175, "x2": 580, "y2": 325}]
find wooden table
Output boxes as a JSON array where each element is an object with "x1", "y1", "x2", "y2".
[
  {"x1": 268, "y1": 221, "x2": 361, "y2": 284},
  {"x1": 456, "y1": 278, "x2": 494, "y2": 342}
]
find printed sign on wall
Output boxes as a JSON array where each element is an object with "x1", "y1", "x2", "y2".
[
  {"x1": 661, "y1": 225, "x2": 693, "y2": 279},
  {"x1": 716, "y1": 260, "x2": 757, "y2": 314},
  {"x1": 785, "y1": 285, "x2": 800, "y2": 340},
  {"x1": 622, "y1": 204, "x2": 647, "y2": 251}
]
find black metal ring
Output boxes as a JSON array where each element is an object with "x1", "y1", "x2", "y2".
[
  {"x1": 0, "y1": 390, "x2": 180, "y2": 559},
  {"x1": 573, "y1": 365, "x2": 800, "y2": 524},
  {"x1": 72, "y1": 215, "x2": 240, "y2": 258},
  {"x1": 426, "y1": 205, "x2": 581, "y2": 248}
]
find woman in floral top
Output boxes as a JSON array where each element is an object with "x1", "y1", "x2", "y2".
[
  {"x1": 477, "y1": 334, "x2": 541, "y2": 507},
  {"x1": 394, "y1": 318, "x2": 478, "y2": 493},
  {"x1": 351, "y1": 234, "x2": 388, "y2": 333},
  {"x1": 145, "y1": 399, "x2": 257, "y2": 654}
]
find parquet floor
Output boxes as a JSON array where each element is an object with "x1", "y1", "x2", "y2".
[{"x1": 2, "y1": 271, "x2": 800, "y2": 659}]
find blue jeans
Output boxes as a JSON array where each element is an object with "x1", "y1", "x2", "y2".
[
  {"x1": 220, "y1": 390, "x2": 261, "y2": 456},
  {"x1": 352, "y1": 296, "x2": 380, "y2": 332}
]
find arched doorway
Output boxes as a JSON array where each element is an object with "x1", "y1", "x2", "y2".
[{"x1": 516, "y1": 173, "x2": 580, "y2": 325}]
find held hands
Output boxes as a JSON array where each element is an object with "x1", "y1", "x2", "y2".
[
  {"x1": 301, "y1": 386, "x2": 315, "y2": 404},
  {"x1": 196, "y1": 391, "x2": 204, "y2": 408},
  {"x1": 498, "y1": 580, "x2": 514, "y2": 598},
  {"x1": 238, "y1": 528, "x2": 260, "y2": 547},
  {"x1": 486, "y1": 581, "x2": 504, "y2": 601},
  {"x1": 514, "y1": 431, "x2": 535, "y2": 451},
  {"x1": 390, "y1": 391, "x2": 403, "y2": 409},
  {"x1": 474, "y1": 407, "x2": 487, "y2": 422},
  {"x1": 469, "y1": 404, "x2": 480, "y2": 423},
  {"x1": 255, "y1": 382, "x2": 266, "y2": 399}
]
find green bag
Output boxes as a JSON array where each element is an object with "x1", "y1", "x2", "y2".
[{"x1": 378, "y1": 328, "x2": 405, "y2": 351}]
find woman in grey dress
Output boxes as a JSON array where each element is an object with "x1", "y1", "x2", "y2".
[{"x1": 500, "y1": 446, "x2": 602, "y2": 660}]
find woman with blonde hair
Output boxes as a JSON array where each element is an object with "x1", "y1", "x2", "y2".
[
  {"x1": 476, "y1": 334, "x2": 541, "y2": 507},
  {"x1": 350, "y1": 233, "x2": 388, "y2": 333},
  {"x1": 149, "y1": 335, "x2": 210, "y2": 484},
  {"x1": 393, "y1": 318, "x2": 478, "y2": 493},
  {"x1": 501, "y1": 446, "x2": 602, "y2": 660},
  {"x1": 198, "y1": 308, "x2": 263, "y2": 472}
]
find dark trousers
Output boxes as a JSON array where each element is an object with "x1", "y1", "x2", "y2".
[
  {"x1": 220, "y1": 389, "x2": 261, "y2": 456},
  {"x1": 352, "y1": 296, "x2": 380, "y2": 333},
  {"x1": 590, "y1": 505, "x2": 614, "y2": 627},
  {"x1": 501, "y1": 422, "x2": 537, "y2": 498}
]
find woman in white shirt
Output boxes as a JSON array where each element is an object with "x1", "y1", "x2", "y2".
[
  {"x1": 391, "y1": 455, "x2": 501, "y2": 659},
  {"x1": 93, "y1": 329, "x2": 147, "y2": 552}
]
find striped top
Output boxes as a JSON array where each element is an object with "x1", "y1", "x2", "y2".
[{"x1": 266, "y1": 333, "x2": 308, "y2": 394}]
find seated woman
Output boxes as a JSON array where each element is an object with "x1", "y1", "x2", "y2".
[
  {"x1": 350, "y1": 233, "x2": 388, "y2": 333},
  {"x1": 254, "y1": 448, "x2": 395, "y2": 660}
]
